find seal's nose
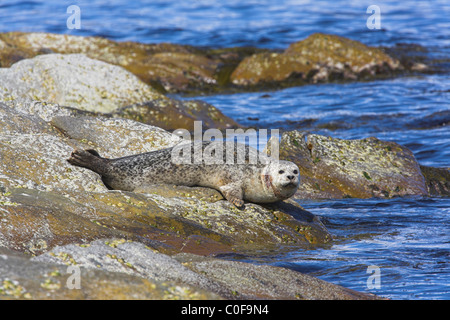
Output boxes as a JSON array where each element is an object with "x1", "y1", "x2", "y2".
[{"x1": 287, "y1": 175, "x2": 295, "y2": 180}]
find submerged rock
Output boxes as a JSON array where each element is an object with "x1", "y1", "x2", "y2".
[{"x1": 267, "y1": 131, "x2": 428, "y2": 199}]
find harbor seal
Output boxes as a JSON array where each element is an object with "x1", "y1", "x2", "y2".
[{"x1": 67, "y1": 141, "x2": 300, "y2": 207}]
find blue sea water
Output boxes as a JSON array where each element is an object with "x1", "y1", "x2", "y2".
[{"x1": 0, "y1": 0, "x2": 449, "y2": 299}]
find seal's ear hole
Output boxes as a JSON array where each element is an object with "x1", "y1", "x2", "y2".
[
  {"x1": 278, "y1": 170, "x2": 284, "y2": 174},
  {"x1": 293, "y1": 170, "x2": 298, "y2": 174}
]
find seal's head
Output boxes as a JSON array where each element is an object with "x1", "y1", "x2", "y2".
[{"x1": 262, "y1": 160, "x2": 300, "y2": 200}]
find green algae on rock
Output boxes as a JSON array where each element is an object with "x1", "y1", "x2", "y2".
[{"x1": 266, "y1": 130, "x2": 428, "y2": 199}]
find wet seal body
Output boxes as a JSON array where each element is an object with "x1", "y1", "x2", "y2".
[{"x1": 67, "y1": 141, "x2": 300, "y2": 207}]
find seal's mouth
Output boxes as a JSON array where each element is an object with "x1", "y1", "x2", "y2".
[{"x1": 283, "y1": 182, "x2": 298, "y2": 188}]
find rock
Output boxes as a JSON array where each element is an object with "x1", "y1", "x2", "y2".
[
  {"x1": 0, "y1": 54, "x2": 240, "y2": 130},
  {"x1": 230, "y1": 52, "x2": 312, "y2": 86},
  {"x1": 1, "y1": 31, "x2": 429, "y2": 95},
  {"x1": 266, "y1": 131, "x2": 428, "y2": 199},
  {"x1": 32, "y1": 240, "x2": 222, "y2": 292},
  {"x1": 175, "y1": 253, "x2": 380, "y2": 300},
  {"x1": 0, "y1": 184, "x2": 331, "y2": 257},
  {"x1": 0, "y1": 186, "x2": 230, "y2": 256},
  {"x1": 0, "y1": 101, "x2": 182, "y2": 193},
  {"x1": 0, "y1": 246, "x2": 218, "y2": 300},
  {"x1": 420, "y1": 165, "x2": 450, "y2": 196},
  {"x1": 0, "y1": 101, "x2": 55, "y2": 135},
  {"x1": 112, "y1": 98, "x2": 241, "y2": 131},
  {"x1": 0, "y1": 132, "x2": 105, "y2": 193},
  {"x1": 0, "y1": 53, "x2": 164, "y2": 113},
  {"x1": 30, "y1": 239, "x2": 379, "y2": 300},
  {"x1": 231, "y1": 33, "x2": 401, "y2": 86},
  {"x1": 0, "y1": 32, "x2": 221, "y2": 94},
  {"x1": 49, "y1": 115, "x2": 182, "y2": 158},
  {"x1": 0, "y1": 36, "x2": 37, "y2": 68},
  {"x1": 285, "y1": 33, "x2": 400, "y2": 73},
  {"x1": 0, "y1": 101, "x2": 331, "y2": 258}
]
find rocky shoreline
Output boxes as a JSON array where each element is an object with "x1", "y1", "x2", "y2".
[{"x1": 0, "y1": 32, "x2": 448, "y2": 300}]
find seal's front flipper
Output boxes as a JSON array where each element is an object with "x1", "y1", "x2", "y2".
[{"x1": 219, "y1": 183, "x2": 245, "y2": 209}]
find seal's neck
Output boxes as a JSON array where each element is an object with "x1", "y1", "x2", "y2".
[{"x1": 261, "y1": 171, "x2": 286, "y2": 200}]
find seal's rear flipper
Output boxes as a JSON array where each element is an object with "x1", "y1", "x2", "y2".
[
  {"x1": 67, "y1": 149, "x2": 106, "y2": 174},
  {"x1": 85, "y1": 149, "x2": 101, "y2": 157}
]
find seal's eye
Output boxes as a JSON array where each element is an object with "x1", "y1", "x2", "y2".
[
  {"x1": 279, "y1": 170, "x2": 284, "y2": 174},
  {"x1": 293, "y1": 170, "x2": 298, "y2": 174}
]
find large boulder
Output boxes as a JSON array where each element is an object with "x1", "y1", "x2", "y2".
[{"x1": 0, "y1": 53, "x2": 164, "y2": 113}]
